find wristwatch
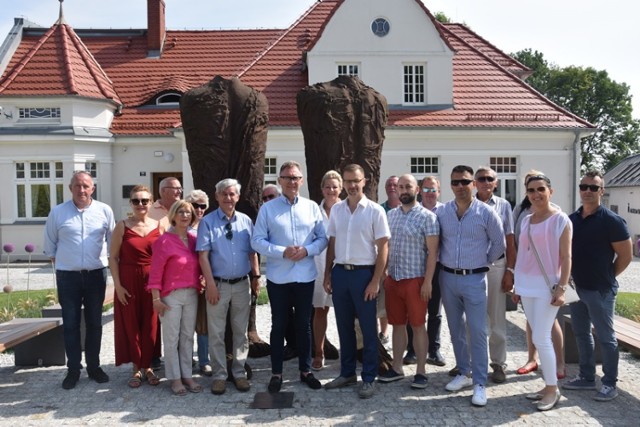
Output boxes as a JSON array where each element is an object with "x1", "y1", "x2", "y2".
[
  {"x1": 250, "y1": 274, "x2": 261, "y2": 279},
  {"x1": 556, "y1": 284, "x2": 567, "y2": 291},
  {"x1": 506, "y1": 267, "x2": 515, "y2": 274}
]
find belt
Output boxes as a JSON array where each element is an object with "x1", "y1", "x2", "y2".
[
  {"x1": 336, "y1": 264, "x2": 375, "y2": 271},
  {"x1": 214, "y1": 275, "x2": 248, "y2": 284},
  {"x1": 441, "y1": 266, "x2": 490, "y2": 276},
  {"x1": 498, "y1": 254, "x2": 505, "y2": 260}
]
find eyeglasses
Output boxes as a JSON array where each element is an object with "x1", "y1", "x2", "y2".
[
  {"x1": 225, "y1": 222, "x2": 233, "y2": 240},
  {"x1": 191, "y1": 203, "x2": 207, "y2": 210},
  {"x1": 177, "y1": 210, "x2": 192, "y2": 216},
  {"x1": 344, "y1": 178, "x2": 364, "y2": 185},
  {"x1": 526, "y1": 187, "x2": 547, "y2": 194},
  {"x1": 451, "y1": 179, "x2": 473, "y2": 187},
  {"x1": 279, "y1": 176, "x2": 302, "y2": 183},
  {"x1": 579, "y1": 184, "x2": 602, "y2": 192},
  {"x1": 130, "y1": 198, "x2": 150, "y2": 206},
  {"x1": 476, "y1": 176, "x2": 496, "y2": 183},
  {"x1": 422, "y1": 188, "x2": 437, "y2": 193},
  {"x1": 164, "y1": 186, "x2": 183, "y2": 192},
  {"x1": 262, "y1": 194, "x2": 276, "y2": 202}
]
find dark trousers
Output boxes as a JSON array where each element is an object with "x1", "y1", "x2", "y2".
[
  {"x1": 56, "y1": 268, "x2": 107, "y2": 371},
  {"x1": 266, "y1": 280, "x2": 314, "y2": 375},
  {"x1": 332, "y1": 265, "x2": 378, "y2": 383}
]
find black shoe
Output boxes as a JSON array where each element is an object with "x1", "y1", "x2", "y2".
[
  {"x1": 403, "y1": 352, "x2": 417, "y2": 365},
  {"x1": 268, "y1": 375, "x2": 283, "y2": 393},
  {"x1": 427, "y1": 351, "x2": 446, "y2": 367},
  {"x1": 300, "y1": 372, "x2": 322, "y2": 390},
  {"x1": 62, "y1": 370, "x2": 81, "y2": 390},
  {"x1": 282, "y1": 346, "x2": 298, "y2": 361},
  {"x1": 87, "y1": 367, "x2": 109, "y2": 383},
  {"x1": 151, "y1": 357, "x2": 162, "y2": 371},
  {"x1": 324, "y1": 340, "x2": 340, "y2": 360}
]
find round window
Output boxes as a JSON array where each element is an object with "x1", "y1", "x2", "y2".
[{"x1": 371, "y1": 18, "x2": 390, "y2": 37}]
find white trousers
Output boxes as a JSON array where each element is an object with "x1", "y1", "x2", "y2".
[
  {"x1": 160, "y1": 288, "x2": 198, "y2": 380},
  {"x1": 522, "y1": 295, "x2": 559, "y2": 385}
]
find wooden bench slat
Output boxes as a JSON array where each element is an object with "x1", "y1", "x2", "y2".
[{"x1": 0, "y1": 318, "x2": 62, "y2": 353}]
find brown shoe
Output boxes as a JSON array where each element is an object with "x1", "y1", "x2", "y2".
[
  {"x1": 234, "y1": 377, "x2": 250, "y2": 392},
  {"x1": 211, "y1": 379, "x2": 226, "y2": 395},
  {"x1": 491, "y1": 364, "x2": 506, "y2": 384}
]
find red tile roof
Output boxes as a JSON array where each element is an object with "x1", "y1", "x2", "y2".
[
  {"x1": 0, "y1": 0, "x2": 594, "y2": 135},
  {"x1": 0, "y1": 21, "x2": 121, "y2": 105}
]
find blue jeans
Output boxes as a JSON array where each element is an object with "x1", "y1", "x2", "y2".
[
  {"x1": 197, "y1": 334, "x2": 209, "y2": 366},
  {"x1": 570, "y1": 287, "x2": 619, "y2": 387},
  {"x1": 56, "y1": 268, "x2": 107, "y2": 371},
  {"x1": 266, "y1": 280, "x2": 314, "y2": 375},
  {"x1": 439, "y1": 269, "x2": 488, "y2": 386},
  {"x1": 331, "y1": 265, "x2": 379, "y2": 383}
]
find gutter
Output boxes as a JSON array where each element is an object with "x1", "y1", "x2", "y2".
[{"x1": 572, "y1": 129, "x2": 582, "y2": 211}]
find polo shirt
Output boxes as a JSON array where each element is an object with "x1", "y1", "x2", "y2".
[{"x1": 570, "y1": 205, "x2": 630, "y2": 292}]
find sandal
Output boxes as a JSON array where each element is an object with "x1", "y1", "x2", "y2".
[
  {"x1": 145, "y1": 369, "x2": 160, "y2": 386},
  {"x1": 312, "y1": 356, "x2": 324, "y2": 371},
  {"x1": 171, "y1": 382, "x2": 187, "y2": 396},
  {"x1": 182, "y1": 379, "x2": 203, "y2": 393},
  {"x1": 128, "y1": 371, "x2": 142, "y2": 388}
]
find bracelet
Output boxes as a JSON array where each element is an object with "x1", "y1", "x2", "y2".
[
  {"x1": 153, "y1": 297, "x2": 161, "y2": 302},
  {"x1": 250, "y1": 274, "x2": 261, "y2": 279}
]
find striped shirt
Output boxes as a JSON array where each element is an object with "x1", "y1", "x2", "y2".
[
  {"x1": 436, "y1": 198, "x2": 505, "y2": 270},
  {"x1": 484, "y1": 194, "x2": 515, "y2": 236},
  {"x1": 387, "y1": 204, "x2": 439, "y2": 280}
]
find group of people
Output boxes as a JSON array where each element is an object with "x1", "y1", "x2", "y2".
[{"x1": 43, "y1": 162, "x2": 632, "y2": 411}]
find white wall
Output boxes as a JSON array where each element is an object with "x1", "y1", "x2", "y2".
[{"x1": 604, "y1": 187, "x2": 640, "y2": 255}]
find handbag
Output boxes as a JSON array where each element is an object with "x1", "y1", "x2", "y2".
[{"x1": 527, "y1": 222, "x2": 580, "y2": 305}]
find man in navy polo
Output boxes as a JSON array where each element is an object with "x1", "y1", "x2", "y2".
[{"x1": 563, "y1": 170, "x2": 632, "y2": 401}]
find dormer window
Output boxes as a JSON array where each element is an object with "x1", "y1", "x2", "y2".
[
  {"x1": 155, "y1": 92, "x2": 182, "y2": 106},
  {"x1": 403, "y1": 64, "x2": 425, "y2": 105}
]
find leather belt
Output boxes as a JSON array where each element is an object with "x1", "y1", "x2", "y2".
[
  {"x1": 214, "y1": 275, "x2": 248, "y2": 284},
  {"x1": 336, "y1": 264, "x2": 375, "y2": 271},
  {"x1": 498, "y1": 254, "x2": 505, "y2": 260},
  {"x1": 441, "y1": 266, "x2": 490, "y2": 276}
]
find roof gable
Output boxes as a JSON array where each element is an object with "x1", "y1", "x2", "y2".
[{"x1": 604, "y1": 153, "x2": 640, "y2": 187}]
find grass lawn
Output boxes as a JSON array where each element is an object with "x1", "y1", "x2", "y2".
[
  {"x1": 0, "y1": 288, "x2": 58, "y2": 322},
  {"x1": 616, "y1": 292, "x2": 640, "y2": 322}
]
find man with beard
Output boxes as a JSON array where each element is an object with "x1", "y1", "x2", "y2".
[{"x1": 377, "y1": 174, "x2": 439, "y2": 389}]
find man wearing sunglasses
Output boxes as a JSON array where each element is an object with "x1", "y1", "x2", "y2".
[
  {"x1": 252, "y1": 161, "x2": 328, "y2": 393},
  {"x1": 197, "y1": 178, "x2": 260, "y2": 395},
  {"x1": 474, "y1": 167, "x2": 516, "y2": 384},
  {"x1": 149, "y1": 176, "x2": 183, "y2": 229},
  {"x1": 261, "y1": 184, "x2": 281, "y2": 204},
  {"x1": 564, "y1": 170, "x2": 632, "y2": 401},
  {"x1": 436, "y1": 165, "x2": 505, "y2": 406}
]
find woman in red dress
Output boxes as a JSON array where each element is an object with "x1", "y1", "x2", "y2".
[{"x1": 109, "y1": 185, "x2": 163, "y2": 387}]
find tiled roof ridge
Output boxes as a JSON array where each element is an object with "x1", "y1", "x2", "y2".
[
  {"x1": 237, "y1": 0, "x2": 340, "y2": 77},
  {"x1": 0, "y1": 24, "x2": 57, "y2": 92},
  {"x1": 439, "y1": 23, "x2": 595, "y2": 128},
  {"x1": 442, "y1": 22, "x2": 528, "y2": 72}
]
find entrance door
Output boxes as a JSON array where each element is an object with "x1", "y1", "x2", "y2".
[{"x1": 152, "y1": 172, "x2": 183, "y2": 200}]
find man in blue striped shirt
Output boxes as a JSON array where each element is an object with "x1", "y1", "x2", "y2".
[{"x1": 436, "y1": 165, "x2": 505, "y2": 407}]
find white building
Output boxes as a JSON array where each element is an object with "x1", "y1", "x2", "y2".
[
  {"x1": 0, "y1": 0, "x2": 595, "y2": 260},
  {"x1": 603, "y1": 153, "x2": 640, "y2": 255}
]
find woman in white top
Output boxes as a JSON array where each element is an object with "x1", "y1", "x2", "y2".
[
  {"x1": 514, "y1": 173, "x2": 572, "y2": 411},
  {"x1": 312, "y1": 170, "x2": 343, "y2": 370}
]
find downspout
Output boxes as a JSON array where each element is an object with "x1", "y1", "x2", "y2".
[{"x1": 572, "y1": 129, "x2": 582, "y2": 211}]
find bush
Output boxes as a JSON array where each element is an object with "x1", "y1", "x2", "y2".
[{"x1": 0, "y1": 288, "x2": 57, "y2": 322}]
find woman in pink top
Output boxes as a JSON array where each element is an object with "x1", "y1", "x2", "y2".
[
  {"x1": 148, "y1": 200, "x2": 202, "y2": 396},
  {"x1": 514, "y1": 174, "x2": 572, "y2": 411}
]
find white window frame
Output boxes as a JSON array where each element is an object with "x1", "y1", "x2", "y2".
[
  {"x1": 17, "y1": 107, "x2": 61, "y2": 124},
  {"x1": 490, "y1": 156, "x2": 518, "y2": 207},
  {"x1": 337, "y1": 63, "x2": 360, "y2": 77},
  {"x1": 403, "y1": 64, "x2": 426, "y2": 105},
  {"x1": 264, "y1": 157, "x2": 278, "y2": 185},
  {"x1": 410, "y1": 156, "x2": 439, "y2": 178},
  {"x1": 15, "y1": 161, "x2": 65, "y2": 219},
  {"x1": 156, "y1": 93, "x2": 181, "y2": 106}
]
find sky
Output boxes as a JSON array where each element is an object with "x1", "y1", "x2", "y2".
[{"x1": 1, "y1": 0, "x2": 639, "y2": 118}]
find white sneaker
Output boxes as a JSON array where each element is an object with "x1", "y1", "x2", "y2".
[
  {"x1": 472, "y1": 384, "x2": 487, "y2": 406},
  {"x1": 445, "y1": 374, "x2": 473, "y2": 392}
]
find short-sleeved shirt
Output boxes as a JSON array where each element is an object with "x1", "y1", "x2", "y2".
[
  {"x1": 196, "y1": 208, "x2": 254, "y2": 279},
  {"x1": 570, "y1": 205, "x2": 630, "y2": 292},
  {"x1": 328, "y1": 196, "x2": 390, "y2": 266},
  {"x1": 387, "y1": 204, "x2": 439, "y2": 280}
]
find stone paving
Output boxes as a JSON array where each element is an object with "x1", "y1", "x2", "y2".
[{"x1": 1, "y1": 260, "x2": 640, "y2": 425}]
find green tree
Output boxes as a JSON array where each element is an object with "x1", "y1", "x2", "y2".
[
  {"x1": 512, "y1": 49, "x2": 640, "y2": 171},
  {"x1": 434, "y1": 12, "x2": 451, "y2": 23}
]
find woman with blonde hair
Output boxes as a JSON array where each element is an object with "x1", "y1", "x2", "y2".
[
  {"x1": 148, "y1": 200, "x2": 203, "y2": 396},
  {"x1": 513, "y1": 173, "x2": 572, "y2": 411}
]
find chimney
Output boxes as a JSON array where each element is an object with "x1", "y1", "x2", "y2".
[{"x1": 147, "y1": 0, "x2": 166, "y2": 58}]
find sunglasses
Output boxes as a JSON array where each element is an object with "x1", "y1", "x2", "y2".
[
  {"x1": 451, "y1": 179, "x2": 473, "y2": 187},
  {"x1": 526, "y1": 187, "x2": 547, "y2": 194},
  {"x1": 476, "y1": 176, "x2": 496, "y2": 183},
  {"x1": 191, "y1": 202, "x2": 207, "y2": 210},
  {"x1": 262, "y1": 194, "x2": 276, "y2": 202},
  {"x1": 130, "y1": 198, "x2": 150, "y2": 206},
  {"x1": 579, "y1": 184, "x2": 602, "y2": 192},
  {"x1": 225, "y1": 222, "x2": 233, "y2": 240},
  {"x1": 422, "y1": 188, "x2": 438, "y2": 193}
]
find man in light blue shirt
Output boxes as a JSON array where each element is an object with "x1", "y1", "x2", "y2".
[
  {"x1": 436, "y1": 165, "x2": 505, "y2": 407},
  {"x1": 197, "y1": 178, "x2": 260, "y2": 395},
  {"x1": 44, "y1": 170, "x2": 115, "y2": 390},
  {"x1": 252, "y1": 161, "x2": 328, "y2": 393}
]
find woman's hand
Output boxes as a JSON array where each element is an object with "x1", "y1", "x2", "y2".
[
  {"x1": 551, "y1": 287, "x2": 565, "y2": 306},
  {"x1": 115, "y1": 285, "x2": 131, "y2": 305},
  {"x1": 152, "y1": 299, "x2": 169, "y2": 316}
]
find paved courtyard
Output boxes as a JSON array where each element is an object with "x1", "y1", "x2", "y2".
[{"x1": 1, "y1": 260, "x2": 639, "y2": 425}]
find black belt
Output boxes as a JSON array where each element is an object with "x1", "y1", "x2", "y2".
[
  {"x1": 336, "y1": 264, "x2": 375, "y2": 271},
  {"x1": 214, "y1": 275, "x2": 248, "y2": 284},
  {"x1": 441, "y1": 266, "x2": 489, "y2": 276},
  {"x1": 498, "y1": 254, "x2": 505, "y2": 260}
]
